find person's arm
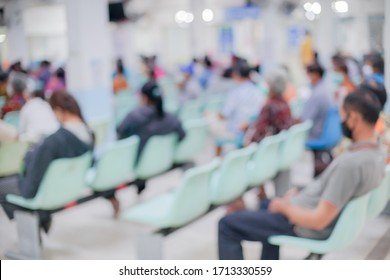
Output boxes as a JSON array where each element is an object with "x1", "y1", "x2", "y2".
[
  {"x1": 269, "y1": 198, "x2": 339, "y2": 231},
  {"x1": 117, "y1": 110, "x2": 143, "y2": 140},
  {"x1": 175, "y1": 118, "x2": 186, "y2": 141},
  {"x1": 299, "y1": 94, "x2": 319, "y2": 122},
  {"x1": 19, "y1": 137, "x2": 57, "y2": 198},
  {"x1": 270, "y1": 163, "x2": 359, "y2": 231},
  {"x1": 221, "y1": 91, "x2": 236, "y2": 120},
  {"x1": 251, "y1": 104, "x2": 270, "y2": 143}
]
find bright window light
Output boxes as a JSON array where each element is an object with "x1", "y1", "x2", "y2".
[
  {"x1": 0, "y1": 34, "x2": 6, "y2": 43},
  {"x1": 311, "y1": 2, "x2": 322, "y2": 15},
  {"x1": 332, "y1": 1, "x2": 349, "y2": 13},
  {"x1": 202, "y1": 9, "x2": 214, "y2": 22},
  {"x1": 175, "y1": 10, "x2": 187, "y2": 24},
  {"x1": 303, "y1": 2, "x2": 312, "y2": 12},
  {"x1": 305, "y1": 11, "x2": 316, "y2": 21},
  {"x1": 184, "y1": 12, "x2": 194, "y2": 23}
]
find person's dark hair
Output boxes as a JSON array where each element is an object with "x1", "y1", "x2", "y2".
[
  {"x1": 359, "y1": 81, "x2": 387, "y2": 110},
  {"x1": 49, "y1": 91, "x2": 84, "y2": 121},
  {"x1": 40, "y1": 60, "x2": 51, "y2": 68},
  {"x1": 371, "y1": 54, "x2": 384, "y2": 74},
  {"x1": 232, "y1": 62, "x2": 252, "y2": 79},
  {"x1": 307, "y1": 63, "x2": 325, "y2": 78},
  {"x1": 338, "y1": 63, "x2": 349, "y2": 75},
  {"x1": 222, "y1": 67, "x2": 233, "y2": 79},
  {"x1": 32, "y1": 90, "x2": 45, "y2": 100},
  {"x1": 343, "y1": 90, "x2": 382, "y2": 125},
  {"x1": 56, "y1": 67, "x2": 65, "y2": 79},
  {"x1": 141, "y1": 80, "x2": 165, "y2": 118},
  {"x1": 204, "y1": 56, "x2": 213, "y2": 68}
]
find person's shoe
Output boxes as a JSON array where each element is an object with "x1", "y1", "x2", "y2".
[{"x1": 40, "y1": 215, "x2": 52, "y2": 234}]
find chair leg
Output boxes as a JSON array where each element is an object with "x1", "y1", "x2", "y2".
[
  {"x1": 135, "y1": 180, "x2": 146, "y2": 195},
  {"x1": 5, "y1": 210, "x2": 42, "y2": 259},
  {"x1": 136, "y1": 233, "x2": 164, "y2": 260},
  {"x1": 304, "y1": 253, "x2": 324, "y2": 260}
]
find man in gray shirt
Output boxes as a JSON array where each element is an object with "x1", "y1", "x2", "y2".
[
  {"x1": 300, "y1": 64, "x2": 334, "y2": 140},
  {"x1": 218, "y1": 89, "x2": 386, "y2": 260}
]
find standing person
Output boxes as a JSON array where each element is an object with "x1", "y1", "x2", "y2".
[
  {"x1": 300, "y1": 64, "x2": 333, "y2": 141},
  {"x1": 19, "y1": 90, "x2": 58, "y2": 142},
  {"x1": 218, "y1": 90, "x2": 386, "y2": 260},
  {"x1": 0, "y1": 91, "x2": 93, "y2": 232},
  {"x1": 300, "y1": 31, "x2": 315, "y2": 68}
]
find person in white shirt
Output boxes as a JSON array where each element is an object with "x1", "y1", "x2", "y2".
[{"x1": 19, "y1": 90, "x2": 58, "y2": 142}]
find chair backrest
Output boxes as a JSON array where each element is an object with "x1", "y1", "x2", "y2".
[
  {"x1": 135, "y1": 133, "x2": 178, "y2": 179},
  {"x1": 26, "y1": 152, "x2": 92, "y2": 210},
  {"x1": 168, "y1": 159, "x2": 220, "y2": 227},
  {"x1": 0, "y1": 96, "x2": 5, "y2": 108},
  {"x1": 247, "y1": 133, "x2": 285, "y2": 187},
  {"x1": 178, "y1": 100, "x2": 203, "y2": 122},
  {"x1": 210, "y1": 144, "x2": 257, "y2": 205},
  {"x1": 0, "y1": 141, "x2": 29, "y2": 177},
  {"x1": 203, "y1": 95, "x2": 225, "y2": 113},
  {"x1": 306, "y1": 107, "x2": 342, "y2": 150},
  {"x1": 174, "y1": 119, "x2": 208, "y2": 164},
  {"x1": 89, "y1": 137, "x2": 140, "y2": 192},
  {"x1": 114, "y1": 95, "x2": 138, "y2": 126},
  {"x1": 289, "y1": 98, "x2": 306, "y2": 119},
  {"x1": 3, "y1": 111, "x2": 20, "y2": 128},
  {"x1": 279, "y1": 121, "x2": 312, "y2": 171},
  {"x1": 367, "y1": 165, "x2": 390, "y2": 219},
  {"x1": 320, "y1": 193, "x2": 369, "y2": 251},
  {"x1": 88, "y1": 119, "x2": 110, "y2": 147}
]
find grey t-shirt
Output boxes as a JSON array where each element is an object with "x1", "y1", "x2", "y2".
[
  {"x1": 300, "y1": 80, "x2": 333, "y2": 139},
  {"x1": 289, "y1": 142, "x2": 386, "y2": 239}
]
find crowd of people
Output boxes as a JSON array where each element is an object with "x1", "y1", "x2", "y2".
[{"x1": 0, "y1": 45, "x2": 389, "y2": 260}]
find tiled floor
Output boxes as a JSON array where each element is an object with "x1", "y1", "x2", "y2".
[{"x1": 1, "y1": 139, "x2": 390, "y2": 260}]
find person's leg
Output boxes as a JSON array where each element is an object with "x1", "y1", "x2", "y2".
[
  {"x1": 204, "y1": 112, "x2": 235, "y2": 155},
  {"x1": 0, "y1": 176, "x2": 21, "y2": 219},
  {"x1": 218, "y1": 209, "x2": 296, "y2": 260}
]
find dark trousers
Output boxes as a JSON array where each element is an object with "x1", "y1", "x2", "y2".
[
  {"x1": 218, "y1": 200, "x2": 296, "y2": 260},
  {"x1": 0, "y1": 176, "x2": 21, "y2": 219}
]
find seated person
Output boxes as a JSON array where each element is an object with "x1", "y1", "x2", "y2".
[
  {"x1": 177, "y1": 64, "x2": 202, "y2": 105},
  {"x1": 206, "y1": 63, "x2": 263, "y2": 156},
  {"x1": 218, "y1": 90, "x2": 386, "y2": 260},
  {"x1": 0, "y1": 91, "x2": 93, "y2": 232},
  {"x1": 300, "y1": 64, "x2": 333, "y2": 141},
  {"x1": 117, "y1": 80, "x2": 186, "y2": 163},
  {"x1": 19, "y1": 90, "x2": 59, "y2": 142},
  {"x1": 1, "y1": 75, "x2": 27, "y2": 118}
]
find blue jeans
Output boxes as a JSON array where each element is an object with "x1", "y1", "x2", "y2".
[{"x1": 218, "y1": 199, "x2": 296, "y2": 260}]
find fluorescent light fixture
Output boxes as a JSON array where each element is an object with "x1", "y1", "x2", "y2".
[{"x1": 202, "y1": 9, "x2": 214, "y2": 22}]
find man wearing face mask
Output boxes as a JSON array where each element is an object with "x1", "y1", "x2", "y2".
[{"x1": 218, "y1": 89, "x2": 386, "y2": 260}]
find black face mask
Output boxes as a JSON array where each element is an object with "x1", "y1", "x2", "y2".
[{"x1": 341, "y1": 121, "x2": 353, "y2": 139}]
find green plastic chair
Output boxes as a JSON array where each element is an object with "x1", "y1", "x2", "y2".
[
  {"x1": 135, "y1": 133, "x2": 178, "y2": 179},
  {"x1": 289, "y1": 98, "x2": 307, "y2": 119},
  {"x1": 122, "y1": 159, "x2": 220, "y2": 228},
  {"x1": 89, "y1": 119, "x2": 110, "y2": 147},
  {"x1": 87, "y1": 137, "x2": 140, "y2": 192},
  {"x1": 174, "y1": 119, "x2": 208, "y2": 164},
  {"x1": 6, "y1": 152, "x2": 92, "y2": 210},
  {"x1": 247, "y1": 133, "x2": 285, "y2": 188},
  {"x1": 0, "y1": 141, "x2": 29, "y2": 177},
  {"x1": 178, "y1": 100, "x2": 204, "y2": 122},
  {"x1": 210, "y1": 144, "x2": 257, "y2": 205},
  {"x1": 367, "y1": 165, "x2": 390, "y2": 220},
  {"x1": 278, "y1": 121, "x2": 312, "y2": 171},
  {"x1": 3, "y1": 111, "x2": 20, "y2": 129},
  {"x1": 202, "y1": 95, "x2": 225, "y2": 113},
  {"x1": 0, "y1": 96, "x2": 5, "y2": 108},
  {"x1": 268, "y1": 193, "x2": 369, "y2": 254},
  {"x1": 115, "y1": 95, "x2": 138, "y2": 126}
]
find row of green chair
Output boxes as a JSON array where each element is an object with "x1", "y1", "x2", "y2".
[
  {"x1": 121, "y1": 121, "x2": 312, "y2": 259},
  {"x1": 3, "y1": 111, "x2": 20, "y2": 129},
  {"x1": 3, "y1": 119, "x2": 210, "y2": 259},
  {"x1": 268, "y1": 165, "x2": 390, "y2": 259},
  {"x1": 0, "y1": 141, "x2": 30, "y2": 177}
]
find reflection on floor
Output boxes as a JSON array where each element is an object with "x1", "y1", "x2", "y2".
[{"x1": 1, "y1": 139, "x2": 390, "y2": 260}]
